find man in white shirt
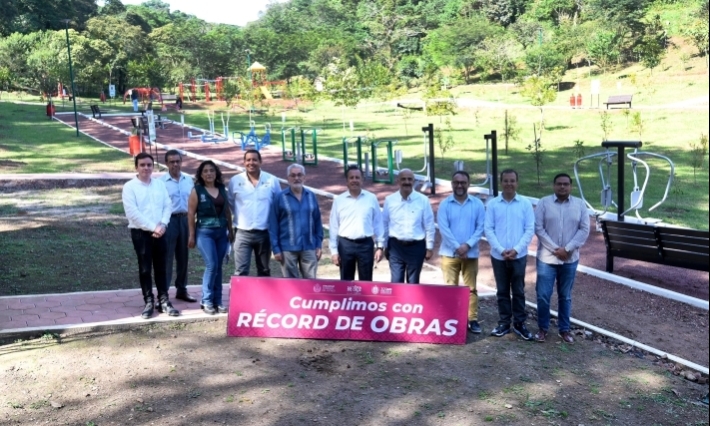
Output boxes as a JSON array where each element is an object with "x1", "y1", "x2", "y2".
[
  {"x1": 160, "y1": 150, "x2": 196, "y2": 303},
  {"x1": 329, "y1": 165, "x2": 384, "y2": 281},
  {"x1": 227, "y1": 149, "x2": 282, "y2": 276},
  {"x1": 122, "y1": 152, "x2": 180, "y2": 319},
  {"x1": 382, "y1": 169, "x2": 435, "y2": 283},
  {"x1": 484, "y1": 169, "x2": 535, "y2": 340}
]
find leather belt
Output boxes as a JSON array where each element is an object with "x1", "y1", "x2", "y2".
[
  {"x1": 389, "y1": 237, "x2": 424, "y2": 246},
  {"x1": 171, "y1": 212, "x2": 187, "y2": 217},
  {"x1": 238, "y1": 228, "x2": 267, "y2": 233},
  {"x1": 339, "y1": 236, "x2": 371, "y2": 244}
]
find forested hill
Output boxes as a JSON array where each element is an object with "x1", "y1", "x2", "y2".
[{"x1": 0, "y1": 0, "x2": 707, "y2": 97}]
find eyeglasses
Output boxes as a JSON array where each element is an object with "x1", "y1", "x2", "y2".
[
  {"x1": 453, "y1": 181, "x2": 468, "y2": 186},
  {"x1": 288, "y1": 173, "x2": 304, "y2": 178}
]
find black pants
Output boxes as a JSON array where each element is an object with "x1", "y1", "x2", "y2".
[
  {"x1": 491, "y1": 257, "x2": 528, "y2": 326},
  {"x1": 338, "y1": 237, "x2": 374, "y2": 281},
  {"x1": 388, "y1": 238, "x2": 426, "y2": 284},
  {"x1": 165, "y1": 214, "x2": 189, "y2": 293},
  {"x1": 130, "y1": 229, "x2": 169, "y2": 303}
]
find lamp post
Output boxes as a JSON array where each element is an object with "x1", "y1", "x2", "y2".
[
  {"x1": 245, "y1": 49, "x2": 252, "y2": 116},
  {"x1": 62, "y1": 19, "x2": 79, "y2": 137}
]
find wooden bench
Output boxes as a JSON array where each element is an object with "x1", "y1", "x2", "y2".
[
  {"x1": 603, "y1": 94, "x2": 633, "y2": 109},
  {"x1": 601, "y1": 220, "x2": 709, "y2": 273},
  {"x1": 90, "y1": 104, "x2": 103, "y2": 119}
]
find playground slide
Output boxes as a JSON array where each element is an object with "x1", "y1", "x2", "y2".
[{"x1": 260, "y1": 86, "x2": 273, "y2": 100}]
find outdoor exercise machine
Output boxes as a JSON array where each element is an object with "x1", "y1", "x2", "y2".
[
  {"x1": 419, "y1": 124, "x2": 437, "y2": 195},
  {"x1": 452, "y1": 130, "x2": 498, "y2": 197},
  {"x1": 234, "y1": 121, "x2": 272, "y2": 151},
  {"x1": 282, "y1": 127, "x2": 319, "y2": 165},
  {"x1": 342, "y1": 136, "x2": 365, "y2": 175},
  {"x1": 573, "y1": 141, "x2": 675, "y2": 223},
  {"x1": 371, "y1": 140, "x2": 398, "y2": 184}
]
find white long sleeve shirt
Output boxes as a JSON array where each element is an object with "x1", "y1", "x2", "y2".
[
  {"x1": 122, "y1": 177, "x2": 172, "y2": 232},
  {"x1": 382, "y1": 190, "x2": 435, "y2": 249},
  {"x1": 329, "y1": 189, "x2": 384, "y2": 255}
]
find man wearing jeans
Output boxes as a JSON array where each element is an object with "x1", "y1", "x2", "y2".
[
  {"x1": 533, "y1": 173, "x2": 590, "y2": 344},
  {"x1": 269, "y1": 164, "x2": 323, "y2": 278},
  {"x1": 228, "y1": 149, "x2": 282, "y2": 276},
  {"x1": 484, "y1": 169, "x2": 535, "y2": 340},
  {"x1": 437, "y1": 171, "x2": 485, "y2": 334},
  {"x1": 382, "y1": 169, "x2": 435, "y2": 284}
]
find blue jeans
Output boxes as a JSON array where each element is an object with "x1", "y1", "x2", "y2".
[
  {"x1": 196, "y1": 227, "x2": 229, "y2": 307},
  {"x1": 490, "y1": 257, "x2": 528, "y2": 326},
  {"x1": 536, "y1": 259, "x2": 579, "y2": 333}
]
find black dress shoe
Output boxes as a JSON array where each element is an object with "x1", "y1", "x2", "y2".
[
  {"x1": 157, "y1": 301, "x2": 180, "y2": 316},
  {"x1": 175, "y1": 292, "x2": 197, "y2": 303},
  {"x1": 141, "y1": 302, "x2": 154, "y2": 319}
]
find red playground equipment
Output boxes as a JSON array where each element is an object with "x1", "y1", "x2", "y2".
[{"x1": 122, "y1": 87, "x2": 162, "y2": 104}]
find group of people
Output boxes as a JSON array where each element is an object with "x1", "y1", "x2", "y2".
[{"x1": 122, "y1": 149, "x2": 589, "y2": 344}]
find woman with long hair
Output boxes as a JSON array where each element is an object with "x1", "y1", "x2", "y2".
[{"x1": 187, "y1": 161, "x2": 235, "y2": 314}]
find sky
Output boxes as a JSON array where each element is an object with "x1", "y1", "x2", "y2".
[{"x1": 117, "y1": 0, "x2": 288, "y2": 27}]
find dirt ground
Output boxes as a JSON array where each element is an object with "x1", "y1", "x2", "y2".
[{"x1": 1, "y1": 305, "x2": 708, "y2": 426}]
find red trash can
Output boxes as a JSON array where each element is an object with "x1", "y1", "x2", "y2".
[
  {"x1": 576, "y1": 94, "x2": 583, "y2": 108},
  {"x1": 46, "y1": 102, "x2": 55, "y2": 118},
  {"x1": 569, "y1": 94, "x2": 576, "y2": 108},
  {"x1": 129, "y1": 135, "x2": 145, "y2": 156}
]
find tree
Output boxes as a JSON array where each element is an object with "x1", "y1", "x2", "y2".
[
  {"x1": 524, "y1": 44, "x2": 567, "y2": 84},
  {"x1": 520, "y1": 75, "x2": 556, "y2": 141},
  {"x1": 322, "y1": 57, "x2": 362, "y2": 108},
  {"x1": 634, "y1": 15, "x2": 666, "y2": 73},
  {"x1": 683, "y1": 0, "x2": 709, "y2": 68},
  {"x1": 586, "y1": 30, "x2": 621, "y2": 74}
]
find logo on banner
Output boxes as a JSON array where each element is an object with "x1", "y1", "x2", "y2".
[
  {"x1": 372, "y1": 286, "x2": 379, "y2": 295},
  {"x1": 347, "y1": 285, "x2": 362, "y2": 294},
  {"x1": 313, "y1": 283, "x2": 322, "y2": 293}
]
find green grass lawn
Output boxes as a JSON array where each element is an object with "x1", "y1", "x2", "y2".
[{"x1": 1, "y1": 49, "x2": 707, "y2": 229}]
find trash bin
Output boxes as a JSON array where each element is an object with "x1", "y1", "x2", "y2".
[
  {"x1": 576, "y1": 94, "x2": 583, "y2": 108},
  {"x1": 129, "y1": 135, "x2": 145, "y2": 156},
  {"x1": 569, "y1": 94, "x2": 576, "y2": 108},
  {"x1": 46, "y1": 102, "x2": 55, "y2": 118}
]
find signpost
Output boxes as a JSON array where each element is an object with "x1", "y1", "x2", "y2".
[
  {"x1": 108, "y1": 84, "x2": 116, "y2": 98},
  {"x1": 591, "y1": 80, "x2": 601, "y2": 109},
  {"x1": 227, "y1": 277, "x2": 469, "y2": 345}
]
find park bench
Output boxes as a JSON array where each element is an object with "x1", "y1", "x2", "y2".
[
  {"x1": 600, "y1": 220, "x2": 709, "y2": 273},
  {"x1": 90, "y1": 104, "x2": 103, "y2": 119},
  {"x1": 603, "y1": 94, "x2": 633, "y2": 109}
]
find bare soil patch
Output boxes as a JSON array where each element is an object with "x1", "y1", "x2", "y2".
[{"x1": 1, "y1": 307, "x2": 708, "y2": 426}]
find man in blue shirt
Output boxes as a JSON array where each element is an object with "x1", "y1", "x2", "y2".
[
  {"x1": 437, "y1": 171, "x2": 486, "y2": 334},
  {"x1": 484, "y1": 169, "x2": 535, "y2": 340},
  {"x1": 269, "y1": 164, "x2": 323, "y2": 278}
]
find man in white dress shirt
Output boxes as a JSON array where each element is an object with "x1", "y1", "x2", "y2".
[
  {"x1": 382, "y1": 169, "x2": 435, "y2": 283},
  {"x1": 227, "y1": 149, "x2": 282, "y2": 276},
  {"x1": 122, "y1": 152, "x2": 180, "y2": 319},
  {"x1": 160, "y1": 150, "x2": 196, "y2": 303},
  {"x1": 329, "y1": 165, "x2": 384, "y2": 281}
]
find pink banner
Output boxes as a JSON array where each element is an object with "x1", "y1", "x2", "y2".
[{"x1": 227, "y1": 277, "x2": 469, "y2": 345}]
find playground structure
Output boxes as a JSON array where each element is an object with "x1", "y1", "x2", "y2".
[
  {"x1": 282, "y1": 127, "x2": 319, "y2": 165},
  {"x1": 574, "y1": 141, "x2": 675, "y2": 225},
  {"x1": 122, "y1": 87, "x2": 162, "y2": 105},
  {"x1": 234, "y1": 121, "x2": 272, "y2": 151}
]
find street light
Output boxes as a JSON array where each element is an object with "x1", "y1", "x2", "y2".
[
  {"x1": 245, "y1": 49, "x2": 252, "y2": 116},
  {"x1": 62, "y1": 19, "x2": 79, "y2": 137}
]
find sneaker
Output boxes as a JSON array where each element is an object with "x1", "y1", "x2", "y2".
[
  {"x1": 468, "y1": 320, "x2": 482, "y2": 334},
  {"x1": 534, "y1": 329, "x2": 548, "y2": 343},
  {"x1": 558, "y1": 331, "x2": 575, "y2": 344},
  {"x1": 513, "y1": 323, "x2": 533, "y2": 341},
  {"x1": 157, "y1": 301, "x2": 180, "y2": 317},
  {"x1": 490, "y1": 324, "x2": 511, "y2": 337},
  {"x1": 216, "y1": 305, "x2": 228, "y2": 314},
  {"x1": 141, "y1": 302, "x2": 154, "y2": 319},
  {"x1": 201, "y1": 304, "x2": 216, "y2": 315}
]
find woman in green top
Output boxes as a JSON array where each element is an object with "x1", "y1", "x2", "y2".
[{"x1": 188, "y1": 161, "x2": 235, "y2": 315}]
